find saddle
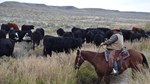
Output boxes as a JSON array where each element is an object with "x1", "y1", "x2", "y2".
[
  {"x1": 104, "y1": 48, "x2": 129, "y2": 62},
  {"x1": 104, "y1": 48, "x2": 129, "y2": 71}
]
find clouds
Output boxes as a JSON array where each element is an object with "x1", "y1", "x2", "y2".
[{"x1": 0, "y1": 0, "x2": 150, "y2": 12}]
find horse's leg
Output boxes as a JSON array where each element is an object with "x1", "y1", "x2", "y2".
[
  {"x1": 96, "y1": 74, "x2": 103, "y2": 84},
  {"x1": 96, "y1": 76, "x2": 103, "y2": 84},
  {"x1": 104, "y1": 75, "x2": 110, "y2": 84}
]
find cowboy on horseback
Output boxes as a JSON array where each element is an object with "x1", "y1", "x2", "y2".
[{"x1": 101, "y1": 26, "x2": 124, "y2": 75}]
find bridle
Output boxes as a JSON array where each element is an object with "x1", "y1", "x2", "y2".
[
  {"x1": 75, "y1": 45, "x2": 105, "y2": 69},
  {"x1": 75, "y1": 53, "x2": 84, "y2": 69}
]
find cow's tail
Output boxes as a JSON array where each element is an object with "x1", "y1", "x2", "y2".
[{"x1": 141, "y1": 53, "x2": 149, "y2": 68}]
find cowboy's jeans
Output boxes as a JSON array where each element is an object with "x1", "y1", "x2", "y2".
[{"x1": 113, "y1": 60, "x2": 118, "y2": 72}]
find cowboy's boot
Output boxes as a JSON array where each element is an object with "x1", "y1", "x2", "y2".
[{"x1": 113, "y1": 60, "x2": 118, "y2": 75}]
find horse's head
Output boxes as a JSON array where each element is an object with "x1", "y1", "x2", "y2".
[{"x1": 74, "y1": 50, "x2": 85, "y2": 69}]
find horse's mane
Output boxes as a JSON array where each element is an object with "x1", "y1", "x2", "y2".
[{"x1": 81, "y1": 50, "x2": 104, "y2": 56}]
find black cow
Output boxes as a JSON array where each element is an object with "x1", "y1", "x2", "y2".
[
  {"x1": 85, "y1": 28, "x2": 98, "y2": 43},
  {"x1": 93, "y1": 32, "x2": 105, "y2": 46},
  {"x1": 0, "y1": 30, "x2": 6, "y2": 39},
  {"x1": 35, "y1": 28, "x2": 45, "y2": 39},
  {"x1": 43, "y1": 35, "x2": 82, "y2": 56},
  {"x1": 97, "y1": 27, "x2": 111, "y2": 33},
  {"x1": 85, "y1": 28, "x2": 105, "y2": 44},
  {"x1": 72, "y1": 27, "x2": 85, "y2": 33},
  {"x1": 31, "y1": 28, "x2": 45, "y2": 50},
  {"x1": 105, "y1": 30, "x2": 113, "y2": 39},
  {"x1": 71, "y1": 27, "x2": 80, "y2": 33},
  {"x1": 72, "y1": 29, "x2": 86, "y2": 43},
  {"x1": 0, "y1": 38, "x2": 15, "y2": 57},
  {"x1": 57, "y1": 28, "x2": 75, "y2": 38},
  {"x1": 9, "y1": 30, "x2": 19, "y2": 42},
  {"x1": 57, "y1": 28, "x2": 65, "y2": 36},
  {"x1": 62, "y1": 32, "x2": 74, "y2": 38},
  {"x1": 130, "y1": 32, "x2": 142, "y2": 42},
  {"x1": 105, "y1": 29, "x2": 133, "y2": 41},
  {"x1": 132, "y1": 27, "x2": 149, "y2": 40},
  {"x1": 21, "y1": 25, "x2": 34, "y2": 31},
  {"x1": 146, "y1": 31, "x2": 150, "y2": 36},
  {"x1": 121, "y1": 29, "x2": 132, "y2": 41},
  {"x1": 1, "y1": 24, "x2": 10, "y2": 33},
  {"x1": 85, "y1": 31, "x2": 94, "y2": 43},
  {"x1": 22, "y1": 30, "x2": 32, "y2": 42},
  {"x1": 9, "y1": 30, "x2": 32, "y2": 42}
]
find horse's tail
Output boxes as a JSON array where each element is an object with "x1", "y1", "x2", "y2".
[{"x1": 141, "y1": 53, "x2": 149, "y2": 68}]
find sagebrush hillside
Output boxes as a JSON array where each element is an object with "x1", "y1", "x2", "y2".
[{"x1": 0, "y1": 1, "x2": 150, "y2": 29}]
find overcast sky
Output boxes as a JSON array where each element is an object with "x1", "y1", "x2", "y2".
[{"x1": 0, "y1": 0, "x2": 150, "y2": 12}]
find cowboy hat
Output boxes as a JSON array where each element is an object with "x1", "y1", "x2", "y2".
[{"x1": 111, "y1": 26, "x2": 120, "y2": 31}]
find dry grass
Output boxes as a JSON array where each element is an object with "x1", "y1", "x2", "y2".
[
  {"x1": 0, "y1": 53, "x2": 76, "y2": 84},
  {"x1": 0, "y1": 39, "x2": 149, "y2": 84},
  {"x1": 127, "y1": 69, "x2": 150, "y2": 84}
]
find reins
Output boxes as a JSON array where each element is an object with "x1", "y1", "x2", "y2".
[
  {"x1": 77, "y1": 45, "x2": 105, "y2": 69},
  {"x1": 75, "y1": 45, "x2": 108, "y2": 81},
  {"x1": 91, "y1": 45, "x2": 106, "y2": 61}
]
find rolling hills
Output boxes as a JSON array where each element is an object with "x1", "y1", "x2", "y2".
[{"x1": 0, "y1": 1, "x2": 150, "y2": 29}]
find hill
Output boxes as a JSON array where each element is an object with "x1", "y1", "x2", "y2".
[{"x1": 0, "y1": 1, "x2": 150, "y2": 28}]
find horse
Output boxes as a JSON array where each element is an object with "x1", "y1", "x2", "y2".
[{"x1": 74, "y1": 49, "x2": 149, "y2": 84}]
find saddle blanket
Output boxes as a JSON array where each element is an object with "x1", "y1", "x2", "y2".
[{"x1": 104, "y1": 49, "x2": 129, "y2": 62}]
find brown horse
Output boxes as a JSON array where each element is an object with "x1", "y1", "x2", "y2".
[{"x1": 74, "y1": 49, "x2": 149, "y2": 84}]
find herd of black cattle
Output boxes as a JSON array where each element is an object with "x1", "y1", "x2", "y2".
[{"x1": 0, "y1": 22, "x2": 150, "y2": 57}]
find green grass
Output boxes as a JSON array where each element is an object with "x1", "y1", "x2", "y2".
[{"x1": 76, "y1": 63, "x2": 97, "y2": 84}]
